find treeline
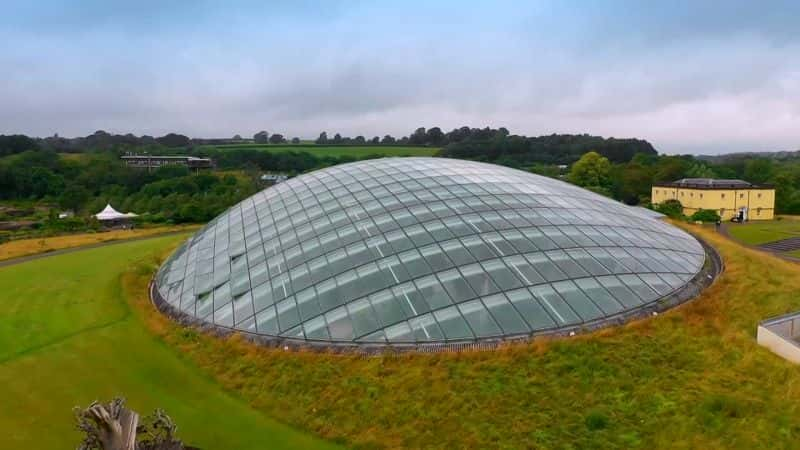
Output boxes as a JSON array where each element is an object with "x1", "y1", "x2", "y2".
[
  {"x1": 0, "y1": 150, "x2": 257, "y2": 223},
  {"x1": 566, "y1": 151, "x2": 800, "y2": 214}
]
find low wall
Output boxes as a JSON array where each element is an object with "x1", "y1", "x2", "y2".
[{"x1": 758, "y1": 313, "x2": 800, "y2": 364}]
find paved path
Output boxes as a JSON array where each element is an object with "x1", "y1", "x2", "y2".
[
  {"x1": 716, "y1": 223, "x2": 800, "y2": 263},
  {"x1": 0, "y1": 230, "x2": 189, "y2": 269},
  {"x1": 759, "y1": 237, "x2": 800, "y2": 253}
]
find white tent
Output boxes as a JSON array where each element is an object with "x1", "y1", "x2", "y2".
[{"x1": 94, "y1": 204, "x2": 138, "y2": 221}]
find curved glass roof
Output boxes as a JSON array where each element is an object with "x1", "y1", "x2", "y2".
[{"x1": 155, "y1": 157, "x2": 705, "y2": 345}]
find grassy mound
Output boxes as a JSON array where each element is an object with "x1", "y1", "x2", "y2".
[
  {"x1": 0, "y1": 235, "x2": 337, "y2": 450},
  {"x1": 129, "y1": 225, "x2": 800, "y2": 449}
]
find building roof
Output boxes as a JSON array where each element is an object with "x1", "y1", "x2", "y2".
[
  {"x1": 95, "y1": 204, "x2": 138, "y2": 221},
  {"x1": 155, "y1": 157, "x2": 706, "y2": 347},
  {"x1": 121, "y1": 155, "x2": 211, "y2": 162},
  {"x1": 655, "y1": 178, "x2": 772, "y2": 189}
]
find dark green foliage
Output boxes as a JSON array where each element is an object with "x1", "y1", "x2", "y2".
[
  {"x1": 0, "y1": 150, "x2": 256, "y2": 224},
  {"x1": 690, "y1": 209, "x2": 721, "y2": 223},
  {"x1": 440, "y1": 130, "x2": 657, "y2": 165},
  {"x1": 655, "y1": 199, "x2": 684, "y2": 218},
  {"x1": 155, "y1": 133, "x2": 191, "y2": 148},
  {"x1": 584, "y1": 410, "x2": 610, "y2": 431},
  {"x1": 0, "y1": 134, "x2": 39, "y2": 156}
]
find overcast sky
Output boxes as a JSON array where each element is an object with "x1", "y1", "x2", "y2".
[{"x1": 1, "y1": 1, "x2": 799, "y2": 154}]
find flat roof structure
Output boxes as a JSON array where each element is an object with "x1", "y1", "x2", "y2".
[{"x1": 654, "y1": 178, "x2": 772, "y2": 190}]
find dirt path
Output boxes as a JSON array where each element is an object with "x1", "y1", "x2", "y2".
[{"x1": 0, "y1": 230, "x2": 188, "y2": 269}]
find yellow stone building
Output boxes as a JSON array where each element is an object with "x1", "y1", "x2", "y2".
[{"x1": 652, "y1": 178, "x2": 775, "y2": 221}]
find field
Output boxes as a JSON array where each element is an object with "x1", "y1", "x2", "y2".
[
  {"x1": 121, "y1": 224, "x2": 800, "y2": 449},
  {"x1": 0, "y1": 225, "x2": 199, "y2": 261},
  {"x1": 726, "y1": 216, "x2": 800, "y2": 246},
  {"x1": 0, "y1": 235, "x2": 337, "y2": 450},
  {"x1": 5, "y1": 224, "x2": 800, "y2": 448},
  {"x1": 203, "y1": 144, "x2": 439, "y2": 158}
]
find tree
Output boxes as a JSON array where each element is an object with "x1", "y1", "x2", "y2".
[
  {"x1": 155, "y1": 133, "x2": 190, "y2": 148},
  {"x1": 380, "y1": 135, "x2": 396, "y2": 144},
  {"x1": 370, "y1": 136, "x2": 380, "y2": 144},
  {"x1": 354, "y1": 135, "x2": 366, "y2": 144},
  {"x1": 291, "y1": 137, "x2": 300, "y2": 144},
  {"x1": 232, "y1": 134, "x2": 242, "y2": 140},
  {"x1": 59, "y1": 184, "x2": 90, "y2": 212},
  {"x1": 253, "y1": 131, "x2": 269, "y2": 143},
  {"x1": 568, "y1": 151, "x2": 612, "y2": 192},
  {"x1": 332, "y1": 133, "x2": 343, "y2": 144},
  {"x1": 409, "y1": 127, "x2": 427, "y2": 145},
  {"x1": 744, "y1": 159, "x2": 774, "y2": 184},
  {"x1": 425, "y1": 127, "x2": 445, "y2": 146},
  {"x1": 685, "y1": 163, "x2": 717, "y2": 179},
  {"x1": 268, "y1": 134, "x2": 286, "y2": 144},
  {"x1": 315, "y1": 132, "x2": 328, "y2": 144}
]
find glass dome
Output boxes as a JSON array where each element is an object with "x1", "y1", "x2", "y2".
[{"x1": 155, "y1": 157, "x2": 706, "y2": 346}]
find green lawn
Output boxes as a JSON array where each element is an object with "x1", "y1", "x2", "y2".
[
  {"x1": 203, "y1": 144, "x2": 439, "y2": 158},
  {"x1": 726, "y1": 218, "x2": 800, "y2": 245},
  {"x1": 0, "y1": 236, "x2": 338, "y2": 450}
]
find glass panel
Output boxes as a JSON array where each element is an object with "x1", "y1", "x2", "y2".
[
  {"x1": 639, "y1": 273, "x2": 673, "y2": 296},
  {"x1": 433, "y1": 306, "x2": 474, "y2": 340},
  {"x1": 525, "y1": 253, "x2": 567, "y2": 282},
  {"x1": 348, "y1": 298, "x2": 380, "y2": 338},
  {"x1": 419, "y1": 244, "x2": 455, "y2": 271},
  {"x1": 255, "y1": 305, "x2": 279, "y2": 334},
  {"x1": 325, "y1": 306, "x2": 354, "y2": 340},
  {"x1": 458, "y1": 299, "x2": 502, "y2": 337},
  {"x1": 369, "y1": 290, "x2": 408, "y2": 326},
  {"x1": 573, "y1": 278, "x2": 624, "y2": 315},
  {"x1": 414, "y1": 275, "x2": 453, "y2": 309},
  {"x1": 295, "y1": 287, "x2": 321, "y2": 321},
  {"x1": 596, "y1": 275, "x2": 643, "y2": 308},
  {"x1": 504, "y1": 255, "x2": 545, "y2": 285},
  {"x1": 303, "y1": 315, "x2": 329, "y2": 340},
  {"x1": 546, "y1": 250, "x2": 589, "y2": 278},
  {"x1": 482, "y1": 259, "x2": 523, "y2": 290},
  {"x1": 409, "y1": 313, "x2": 444, "y2": 341},
  {"x1": 384, "y1": 322, "x2": 414, "y2": 342},
  {"x1": 566, "y1": 249, "x2": 611, "y2": 276},
  {"x1": 551, "y1": 280, "x2": 604, "y2": 321},
  {"x1": 618, "y1": 274, "x2": 659, "y2": 302},
  {"x1": 483, "y1": 294, "x2": 530, "y2": 335},
  {"x1": 276, "y1": 297, "x2": 301, "y2": 331},
  {"x1": 459, "y1": 263, "x2": 498, "y2": 297},
  {"x1": 529, "y1": 285, "x2": 580, "y2": 325},
  {"x1": 398, "y1": 249, "x2": 432, "y2": 279},
  {"x1": 461, "y1": 235, "x2": 496, "y2": 261}
]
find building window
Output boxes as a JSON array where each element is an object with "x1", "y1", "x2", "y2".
[
  {"x1": 699, "y1": 193, "x2": 703, "y2": 199},
  {"x1": 721, "y1": 193, "x2": 725, "y2": 199},
  {"x1": 690, "y1": 192, "x2": 693, "y2": 197},
  {"x1": 758, "y1": 193, "x2": 762, "y2": 198},
  {"x1": 740, "y1": 193, "x2": 744, "y2": 199},
  {"x1": 720, "y1": 208, "x2": 725, "y2": 215},
  {"x1": 757, "y1": 208, "x2": 762, "y2": 216},
  {"x1": 681, "y1": 192, "x2": 684, "y2": 197}
]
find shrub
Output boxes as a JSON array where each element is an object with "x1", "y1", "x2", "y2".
[
  {"x1": 655, "y1": 199, "x2": 683, "y2": 218},
  {"x1": 690, "y1": 209, "x2": 721, "y2": 223}
]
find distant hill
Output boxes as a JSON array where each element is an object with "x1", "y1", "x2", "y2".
[{"x1": 698, "y1": 149, "x2": 800, "y2": 163}]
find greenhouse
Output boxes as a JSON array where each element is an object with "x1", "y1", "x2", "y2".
[{"x1": 154, "y1": 157, "x2": 711, "y2": 348}]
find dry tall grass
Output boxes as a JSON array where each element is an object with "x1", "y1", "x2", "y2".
[
  {"x1": 0, "y1": 225, "x2": 198, "y2": 261},
  {"x1": 127, "y1": 224, "x2": 800, "y2": 449}
]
